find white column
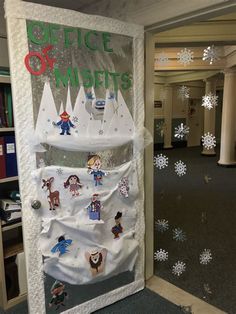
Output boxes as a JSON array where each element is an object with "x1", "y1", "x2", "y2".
[
  {"x1": 202, "y1": 78, "x2": 216, "y2": 155},
  {"x1": 163, "y1": 84, "x2": 173, "y2": 149},
  {"x1": 218, "y1": 68, "x2": 236, "y2": 166}
]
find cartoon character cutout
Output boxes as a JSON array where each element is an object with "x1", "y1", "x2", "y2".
[
  {"x1": 87, "y1": 194, "x2": 103, "y2": 221},
  {"x1": 42, "y1": 177, "x2": 60, "y2": 210},
  {"x1": 49, "y1": 281, "x2": 68, "y2": 310},
  {"x1": 85, "y1": 249, "x2": 107, "y2": 276},
  {"x1": 64, "y1": 175, "x2": 83, "y2": 197},
  {"x1": 87, "y1": 155, "x2": 107, "y2": 186},
  {"x1": 111, "y1": 211, "x2": 123, "y2": 239},
  {"x1": 54, "y1": 111, "x2": 75, "y2": 135},
  {"x1": 118, "y1": 177, "x2": 129, "y2": 198},
  {"x1": 51, "y1": 236, "x2": 72, "y2": 256}
]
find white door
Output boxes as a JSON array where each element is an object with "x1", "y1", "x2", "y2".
[{"x1": 5, "y1": 0, "x2": 145, "y2": 313}]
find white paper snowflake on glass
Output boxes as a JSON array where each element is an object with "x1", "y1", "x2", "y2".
[
  {"x1": 155, "y1": 219, "x2": 169, "y2": 233},
  {"x1": 202, "y1": 132, "x2": 216, "y2": 150},
  {"x1": 154, "y1": 249, "x2": 168, "y2": 262},
  {"x1": 177, "y1": 48, "x2": 194, "y2": 66},
  {"x1": 155, "y1": 53, "x2": 169, "y2": 66},
  {"x1": 200, "y1": 249, "x2": 212, "y2": 265},
  {"x1": 202, "y1": 93, "x2": 218, "y2": 110},
  {"x1": 174, "y1": 123, "x2": 190, "y2": 140},
  {"x1": 178, "y1": 85, "x2": 190, "y2": 100},
  {"x1": 172, "y1": 261, "x2": 186, "y2": 276},
  {"x1": 156, "y1": 121, "x2": 165, "y2": 137},
  {"x1": 154, "y1": 154, "x2": 168, "y2": 169},
  {"x1": 72, "y1": 116, "x2": 79, "y2": 123},
  {"x1": 38, "y1": 158, "x2": 46, "y2": 168},
  {"x1": 56, "y1": 168, "x2": 63, "y2": 175},
  {"x1": 172, "y1": 228, "x2": 187, "y2": 242},
  {"x1": 175, "y1": 160, "x2": 187, "y2": 177},
  {"x1": 202, "y1": 45, "x2": 220, "y2": 65}
]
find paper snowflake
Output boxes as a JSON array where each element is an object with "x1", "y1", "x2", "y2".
[
  {"x1": 174, "y1": 160, "x2": 187, "y2": 177},
  {"x1": 56, "y1": 168, "x2": 63, "y2": 175},
  {"x1": 154, "y1": 154, "x2": 168, "y2": 169},
  {"x1": 155, "y1": 219, "x2": 169, "y2": 233},
  {"x1": 177, "y1": 48, "x2": 194, "y2": 66},
  {"x1": 156, "y1": 121, "x2": 165, "y2": 137},
  {"x1": 202, "y1": 132, "x2": 216, "y2": 150},
  {"x1": 172, "y1": 228, "x2": 187, "y2": 242},
  {"x1": 174, "y1": 123, "x2": 190, "y2": 139},
  {"x1": 202, "y1": 45, "x2": 220, "y2": 65},
  {"x1": 202, "y1": 93, "x2": 218, "y2": 110},
  {"x1": 178, "y1": 85, "x2": 190, "y2": 100},
  {"x1": 155, "y1": 53, "x2": 169, "y2": 66},
  {"x1": 172, "y1": 261, "x2": 186, "y2": 276},
  {"x1": 38, "y1": 158, "x2": 46, "y2": 168},
  {"x1": 200, "y1": 249, "x2": 212, "y2": 265},
  {"x1": 203, "y1": 283, "x2": 212, "y2": 294},
  {"x1": 179, "y1": 305, "x2": 193, "y2": 313},
  {"x1": 72, "y1": 116, "x2": 79, "y2": 123},
  {"x1": 154, "y1": 249, "x2": 168, "y2": 262},
  {"x1": 98, "y1": 130, "x2": 104, "y2": 135}
]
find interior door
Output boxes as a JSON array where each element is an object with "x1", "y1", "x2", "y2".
[{"x1": 5, "y1": 1, "x2": 145, "y2": 313}]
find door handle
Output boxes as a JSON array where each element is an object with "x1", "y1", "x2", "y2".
[{"x1": 31, "y1": 200, "x2": 41, "y2": 210}]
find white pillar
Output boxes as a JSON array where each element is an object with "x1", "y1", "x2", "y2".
[
  {"x1": 218, "y1": 68, "x2": 236, "y2": 166},
  {"x1": 202, "y1": 78, "x2": 216, "y2": 155},
  {"x1": 163, "y1": 84, "x2": 173, "y2": 149}
]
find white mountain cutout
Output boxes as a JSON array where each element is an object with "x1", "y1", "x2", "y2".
[{"x1": 34, "y1": 82, "x2": 135, "y2": 151}]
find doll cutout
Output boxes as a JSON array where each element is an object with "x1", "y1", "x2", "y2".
[
  {"x1": 87, "y1": 155, "x2": 107, "y2": 186},
  {"x1": 85, "y1": 249, "x2": 107, "y2": 276},
  {"x1": 51, "y1": 236, "x2": 72, "y2": 256},
  {"x1": 64, "y1": 175, "x2": 83, "y2": 197},
  {"x1": 87, "y1": 194, "x2": 103, "y2": 221},
  {"x1": 118, "y1": 177, "x2": 129, "y2": 198},
  {"x1": 111, "y1": 211, "x2": 123, "y2": 239},
  {"x1": 53, "y1": 111, "x2": 75, "y2": 135},
  {"x1": 42, "y1": 177, "x2": 60, "y2": 210},
  {"x1": 49, "y1": 281, "x2": 68, "y2": 310}
]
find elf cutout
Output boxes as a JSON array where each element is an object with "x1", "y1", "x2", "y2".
[
  {"x1": 54, "y1": 111, "x2": 75, "y2": 135},
  {"x1": 49, "y1": 281, "x2": 68, "y2": 310},
  {"x1": 87, "y1": 155, "x2": 107, "y2": 186}
]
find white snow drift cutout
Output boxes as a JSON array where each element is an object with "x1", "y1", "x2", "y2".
[{"x1": 33, "y1": 82, "x2": 135, "y2": 151}]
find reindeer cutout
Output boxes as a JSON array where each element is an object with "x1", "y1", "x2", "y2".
[{"x1": 42, "y1": 177, "x2": 60, "y2": 210}]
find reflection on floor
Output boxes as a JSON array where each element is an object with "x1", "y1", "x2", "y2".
[
  {"x1": 154, "y1": 146, "x2": 236, "y2": 314},
  {"x1": 0, "y1": 288, "x2": 183, "y2": 314}
]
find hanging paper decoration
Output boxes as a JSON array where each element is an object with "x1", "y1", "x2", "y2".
[
  {"x1": 202, "y1": 92, "x2": 218, "y2": 110},
  {"x1": 155, "y1": 53, "x2": 169, "y2": 66},
  {"x1": 42, "y1": 177, "x2": 60, "y2": 210},
  {"x1": 174, "y1": 160, "x2": 187, "y2": 177},
  {"x1": 85, "y1": 248, "x2": 107, "y2": 276},
  {"x1": 202, "y1": 45, "x2": 220, "y2": 64},
  {"x1": 87, "y1": 194, "x2": 102, "y2": 220},
  {"x1": 64, "y1": 175, "x2": 83, "y2": 197},
  {"x1": 87, "y1": 155, "x2": 107, "y2": 186},
  {"x1": 203, "y1": 283, "x2": 213, "y2": 295},
  {"x1": 172, "y1": 261, "x2": 186, "y2": 276},
  {"x1": 118, "y1": 177, "x2": 129, "y2": 198},
  {"x1": 51, "y1": 236, "x2": 72, "y2": 256},
  {"x1": 174, "y1": 123, "x2": 190, "y2": 140},
  {"x1": 155, "y1": 219, "x2": 169, "y2": 232},
  {"x1": 154, "y1": 154, "x2": 168, "y2": 170},
  {"x1": 177, "y1": 48, "x2": 194, "y2": 66},
  {"x1": 154, "y1": 249, "x2": 168, "y2": 261},
  {"x1": 199, "y1": 249, "x2": 212, "y2": 265},
  {"x1": 111, "y1": 211, "x2": 123, "y2": 239},
  {"x1": 49, "y1": 281, "x2": 68, "y2": 310},
  {"x1": 172, "y1": 228, "x2": 187, "y2": 242},
  {"x1": 201, "y1": 132, "x2": 216, "y2": 150},
  {"x1": 178, "y1": 85, "x2": 190, "y2": 101},
  {"x1": 204, "y1": 174, "x2": 212, "y2": 184}
]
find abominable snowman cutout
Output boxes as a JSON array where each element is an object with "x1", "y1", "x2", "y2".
[{"x1": 34, "y1": 83, "x2": 135, "y2": 151}]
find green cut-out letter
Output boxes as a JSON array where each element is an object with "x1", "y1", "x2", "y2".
[
  {"x1": 81, "y1": 69, "x2": 94, "y2": 88},
  {"x1": 121, "y1": 72, "x2": 132, "y2": 90},
  {"x1": 103, "y1": 32, "x2": 113, "y2": 52},
  {"x1": 64, "y1": 28, "x2": 75, "y2": 48},
  {"x1": 94, "y1": 71, "x2": 104, "y2": 88},
  {"x1": 54, "y1": 67, "x2": 76, "y2": 88},
  {"x1": 49, "y1": 24, "x2": 60, "y2": 45},
  {"x1": 27, "y1": 21, "x2": 49, "y2": 45},
  {"x1": 85, "y1": 31, "x2": 98, "y2": 51}
]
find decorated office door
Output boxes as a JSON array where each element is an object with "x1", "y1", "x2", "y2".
[{"x1": 5, "y1": 0, "x2": 145, "y2": 313}]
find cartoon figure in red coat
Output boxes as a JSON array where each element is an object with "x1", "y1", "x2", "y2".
[{"x1": 54, "y1": 111, "x2": 75, "y2": 135}]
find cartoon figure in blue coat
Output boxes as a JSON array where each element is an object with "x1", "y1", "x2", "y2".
[
  {"x1": 54, "y1": 111, "x2": 75, "y2": 135},
  {"x1": 87, "y1": 194, "x2": 103, "y2": 220},
  {"x1": 87, "y1": 155, "x2": 107, "y2": 186},
  {"x1": 51, "y1": 236, "x2": 72, "y2": 256}
]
